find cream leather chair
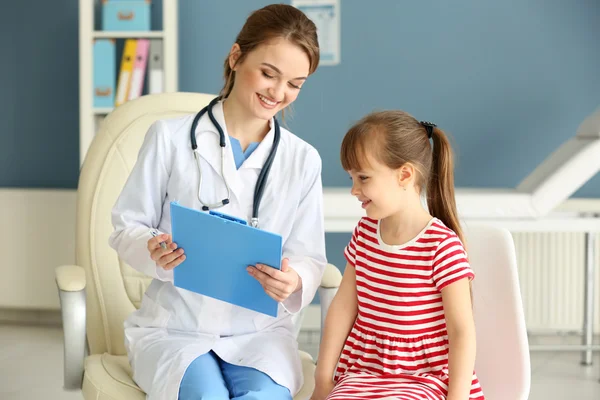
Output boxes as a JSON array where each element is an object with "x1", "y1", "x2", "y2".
[{"x1": 54, "y1": 92, "x2": 342, "y2": 400}]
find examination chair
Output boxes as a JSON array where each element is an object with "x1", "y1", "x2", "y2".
[{"x1": 54, "y1": 92, "x2": 342, "y2": 400}]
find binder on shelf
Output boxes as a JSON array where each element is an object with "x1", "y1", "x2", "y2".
[
  {"x1": 115, "y1": 39, "x2": 137, "y2": 106},
  {"x1": 148, "y1": 39, "x2": 164, "y2": 94},
  {"x1": 92, "y1": 39, "x2": 116, "y2": 108},
  {"x1": 128, "y1": 39, "x2": 150, "y2": 101}
]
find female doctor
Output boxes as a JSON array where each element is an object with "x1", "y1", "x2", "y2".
[{"x1": 108, "y1": 4, "x2": 326, "y2": 400}]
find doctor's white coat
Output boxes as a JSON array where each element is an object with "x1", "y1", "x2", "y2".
[{"x1": 108, "y1": 101, "x2": 327, "y2": 400}]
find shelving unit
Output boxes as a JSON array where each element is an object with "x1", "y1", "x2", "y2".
[
  {"x1": 93, "y1": 30, "x2": 165, "y2": 39},
  {"x1": 78, "y1": 1, "x2": 178, "y2": 166}
]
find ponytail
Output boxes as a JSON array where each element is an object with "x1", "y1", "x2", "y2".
[
  {"x1": 427, "y1": 127, "x2": 465, "y2": 246},
  {"x1": 428, "y1": 128, "x2": 472, "y2": 301}
]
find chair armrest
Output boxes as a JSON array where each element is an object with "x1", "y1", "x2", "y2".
[
  {"x1": 320, "y1": 263, "x2": 342, "y2": 288},
  {"x1": 55, "y1": 265, "x2": 87, "y2": 390},
  {"x1": 56, "y1": 265, "x2": 86, "y2": 292},
  {"x1": 318, "y1": 264, "x2": 342, "y2": 341}
]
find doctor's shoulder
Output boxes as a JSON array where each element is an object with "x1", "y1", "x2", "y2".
[
  {"x1": 279, "y1": 127, "x2": 323, "y2": 173},
  {"x1": 142, "y1": 114, "x2": 195, "y2": 149}
]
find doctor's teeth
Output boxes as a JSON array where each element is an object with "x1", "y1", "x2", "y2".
[{"x1": 259, "y1": 95, "x2": 276, "y2": 105}]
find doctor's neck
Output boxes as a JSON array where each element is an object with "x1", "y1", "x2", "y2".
[{"x1": 222, "y1": 96, "x2": 270, "y2": 150}]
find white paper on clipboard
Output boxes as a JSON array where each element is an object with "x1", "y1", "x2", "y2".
[{"x1": 292, "y1": 0, "x2": 341, "y2": 65}]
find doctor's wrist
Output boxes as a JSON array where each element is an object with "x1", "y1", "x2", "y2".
[{"x1": 293, "y1": 276, "x2": 303, "y2": 293}]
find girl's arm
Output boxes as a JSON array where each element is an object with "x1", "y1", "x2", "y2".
[
  {"x1": 314, "y1": 262, "x2": 358, "y2": 386},
  {"x1": 442, "y1": 278, "x2": 476, "y2": 400}
]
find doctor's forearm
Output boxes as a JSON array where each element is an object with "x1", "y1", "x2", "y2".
[
  {"x1": 109, "y1": 226, "x2": 172, "y2": 281},
  {"x1": 294, "y1": 276, "x2": 302, "y2": 292},
  {"x1": 281, "y1": 256, "x2": 325, "y2": 313}
]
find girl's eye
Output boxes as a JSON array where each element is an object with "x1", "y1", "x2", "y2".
[
  {"x1": 359, "y1": 176, "x2": 369, "y2": 181},
  {"x1": 262, "y1": 71, "x2": 274, "y2": 79},
  {"x1": 288, "y1": 82, "x2": 301, "y2": 90}
]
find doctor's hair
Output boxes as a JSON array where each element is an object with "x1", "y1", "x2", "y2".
[
  {"x1": 220, "y1": 3, "x2": 320, "y2": 99},
  {"x1": 340, "y1": 111, "x2": 464, "y2": 246}
]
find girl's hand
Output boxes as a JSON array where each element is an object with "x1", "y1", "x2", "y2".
[
  {"x1": 310, "y1": 379, "x2": 335, "y2": 400},
  {"x1": 247, "y1": 258, "x2": 302, "y2": 302},
  {"x1": 147, "y1": 233, "x2": 186, "y2": 270}
]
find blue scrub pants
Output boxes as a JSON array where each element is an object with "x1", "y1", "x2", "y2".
[{"x1": 178, "y1": 351, "x2": 292, "y2": 399}]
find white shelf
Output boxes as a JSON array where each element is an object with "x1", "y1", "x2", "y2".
[
  {"x1": 79, "y1": 2, "x2": 178, "y2": 166},
  {"x1": 93, "y1": 31, "x2": 164, "y2": 39},
  {"x1": 93, "y1": 107, "x2": 113, "y2": 115}
]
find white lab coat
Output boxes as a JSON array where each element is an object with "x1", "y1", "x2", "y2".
[{"x1": 108, "y1": 101, "x2": 326, "y2": 400}]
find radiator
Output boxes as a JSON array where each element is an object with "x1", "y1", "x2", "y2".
[{"x1": 512, "y1": 232, "x2": 600, "y2": 333}]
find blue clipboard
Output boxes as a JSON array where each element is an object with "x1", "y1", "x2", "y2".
[{"x1": 170, "y1": 201, "x2": 283, "y2": 317}]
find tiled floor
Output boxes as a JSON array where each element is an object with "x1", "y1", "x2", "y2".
[{"x1": 1, "y1": 323, "x2": 599, "y2": 400}]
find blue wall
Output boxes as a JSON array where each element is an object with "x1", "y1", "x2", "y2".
[
  {"x1": 179, "y1": 0, "x2": 600, "y2": 195},
  {"x1": 2, "y1": 0, "x2": 600, "y2": 269},
  {"x1": 3, "y1": 0, "x2": 599, "y2": 190},
  {"x1": 1, "y1": 0, "x2": 79, "y2": 187}
]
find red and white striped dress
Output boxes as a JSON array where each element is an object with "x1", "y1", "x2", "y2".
[{"x1": 328, "y1": 217, "x2": 485, "y2": 400}]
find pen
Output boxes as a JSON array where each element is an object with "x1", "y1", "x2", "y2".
[{"x1": 150, "y1": 229, "x2": 168, "y2": 250}]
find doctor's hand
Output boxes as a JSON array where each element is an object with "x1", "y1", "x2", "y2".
[
  {"x1": 147, "y1": 234, "x2": 186, "y2": 270},
  {"x1": 247, "y1": 258, "x2": 302, "y2": 302}
]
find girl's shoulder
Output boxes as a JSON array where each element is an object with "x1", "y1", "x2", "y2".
[
  {"x1": 427, "y1": 218, "x2": 468, "y2": 256},
  {"x1": 427, "y1": 218, "x2": 459, "y2": 240}
]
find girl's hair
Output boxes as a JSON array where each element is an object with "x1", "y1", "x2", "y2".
[
  {"x1": 220, "y1": 4, "x2": 320, "y2": 99},
  {"x1": 340, "y1": 111, "x2": 465, "y2": 246}
]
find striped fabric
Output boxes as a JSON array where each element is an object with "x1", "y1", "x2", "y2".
[{"x1": 329, "y1": 217, "x2": 484, "y2": 400}]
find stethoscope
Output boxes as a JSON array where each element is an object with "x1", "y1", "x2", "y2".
[{"x1": 190, "y1": 97, "x2": 281, "y2": 228}]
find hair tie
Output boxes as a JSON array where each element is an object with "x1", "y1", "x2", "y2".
[{"x1": 420, "y1": 121, "x2": 436, "y2": 139}]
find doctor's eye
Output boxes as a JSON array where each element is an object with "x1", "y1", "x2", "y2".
[
  {"x1": 359, "y1": 175, "x2": 369, "y2": 181},
  {"x1": 261, "y1": 71, "x2": 274, "y2": 79}
]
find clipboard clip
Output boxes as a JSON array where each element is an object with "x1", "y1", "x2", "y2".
[{"x1": 209, "y1": 210, "x2": 248, "y2": 226}]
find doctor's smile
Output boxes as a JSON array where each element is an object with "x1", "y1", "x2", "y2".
[{"x1": 257, "y1": 93, "x2": 279, "y2": 109}]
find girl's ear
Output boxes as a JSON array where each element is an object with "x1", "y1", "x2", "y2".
[
  {"x1": 229, "y1": 43, "x2": 242, "y2": 71},
  {"x1": 397, "y1": 163, "x2": 415, "y2": 188}
]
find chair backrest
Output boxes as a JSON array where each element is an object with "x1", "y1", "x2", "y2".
[
  {"x1": 464, "y1": 223, "x2": 531, "y2": 400},
  {"x1": 76, "y1": 92, "x2": 216, "y2": 356}
]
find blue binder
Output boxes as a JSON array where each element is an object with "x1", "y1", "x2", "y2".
[
  {"x1": 93, "y1": 39, "x2": 116, "y2": 108},
  {"x1": 170, "y1": 202, "x2": 283, "y2": 317}
]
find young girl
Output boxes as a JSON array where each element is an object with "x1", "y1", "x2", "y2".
[
  {"x1": 109, "y1": 4, "x2": 326, "y2": 400},
  {"x1": 312, "y1": 111, "x2": 484, "y2": 400}
]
